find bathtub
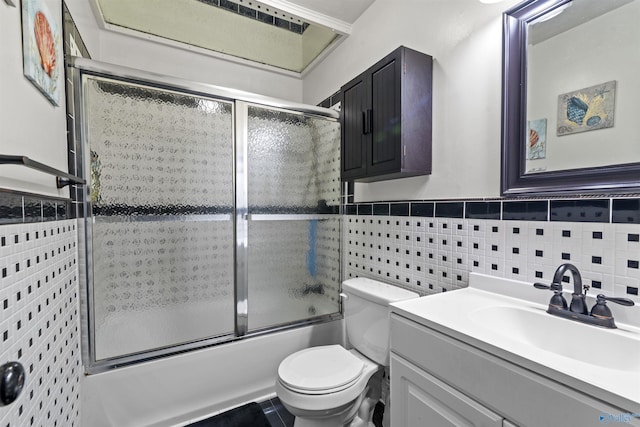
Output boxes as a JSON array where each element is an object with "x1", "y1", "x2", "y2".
[{"x1": 81, "y1": 319, "x2": 343, "y2": 427}]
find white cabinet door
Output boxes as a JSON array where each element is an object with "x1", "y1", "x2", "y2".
[{"x1": 391, "y1": 354, "x2": 503, "y2": 427}]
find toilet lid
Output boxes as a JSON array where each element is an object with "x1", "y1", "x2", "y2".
[{"x1": 278, "y1": 345, "x2": 364, "y2": 393}]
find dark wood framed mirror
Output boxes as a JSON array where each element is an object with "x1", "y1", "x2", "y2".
[{"x1": 501, "y1": 0, "x2": 640, "y2": 196}]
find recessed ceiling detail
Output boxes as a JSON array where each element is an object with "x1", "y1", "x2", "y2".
[
  {"x1": 197, "y1": 0, "x2": 310, "y2": 34},
  {"x1": 94, "y1": 0, "x2": 360, "y2": 74}
]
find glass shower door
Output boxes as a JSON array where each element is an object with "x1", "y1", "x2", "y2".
[
  {"x1": 82, "y1": 76, "x2": 236, "y2": 360},
  {"x1": 242, "y1": 104, "x2": 342, "y2": 331}
]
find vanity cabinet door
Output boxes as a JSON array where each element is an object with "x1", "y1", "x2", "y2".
[{"x1": 391, "y1": 353, "x2": 504, "y2": 427}]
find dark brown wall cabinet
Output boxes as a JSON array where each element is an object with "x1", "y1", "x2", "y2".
[{"x1": 341, "y1": 46, "x2": 433, "y2": 182}]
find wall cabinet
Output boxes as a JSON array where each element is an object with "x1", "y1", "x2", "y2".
[{"x1": 340, "y1": 46, "x2": 433, "y2": 182}]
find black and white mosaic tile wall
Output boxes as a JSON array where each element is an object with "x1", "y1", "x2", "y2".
[
  {"x1": 344, "y1": 198, "x2": 640, "y2": 303},
  {"x1": 0, "y1": 209, "x2": 81, "y2": 426}
]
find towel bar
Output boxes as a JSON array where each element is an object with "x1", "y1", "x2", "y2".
[{"x1": 0, "y1": 154, "x2": 85, "y2": 188}]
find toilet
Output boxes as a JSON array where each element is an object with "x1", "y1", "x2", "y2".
[{"x1": 275, "y1": 277, "x2": 419, "y2": 427}]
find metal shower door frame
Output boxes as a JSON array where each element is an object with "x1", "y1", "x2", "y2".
[{"x1": 69, "y1": 58, "x2": 340, "y2": 373}]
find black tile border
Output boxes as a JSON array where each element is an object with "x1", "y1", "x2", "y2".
[
  {"x1": 344, "y1": 197, "x2": 640, "y2": 224},
  {"x1": 373, "y1": 203, "x2": 390, "y2": 216},
  {"x1": 390, "y1": 203, "x2": 409, "y2": 216},
  {"x1": 435, "y1": 202, "x2": 464, "y2": 218},
  {"x1": 502, "y1": 200, "x2": 548, "y2": 221},
  {"x1": 411, "y1": 202, "x2": 434, "y2": 217},
  {"x1": 357, "y1": 204, "x2": 373, "y2": 215},
  {"x1": 550, "y1": 199, "x2": 609, "y2": 223},
  {"x1": 466, "y1": 201, "x2": 501, "y2": 220},
  {"x1": 612, "y1": 198, "x2": 640, "y2": 224},
  {"x1": 0, "y1": 189, "x2": 72, "y2": 225}
]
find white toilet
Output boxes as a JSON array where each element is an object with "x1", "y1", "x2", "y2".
[{"x1": 275, "y1": 277, "x2": 419, "y2": 427}]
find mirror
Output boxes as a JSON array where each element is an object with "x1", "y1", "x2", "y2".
[{"x1": 501, "y1": 0, "x2": 640, "y2": 195}]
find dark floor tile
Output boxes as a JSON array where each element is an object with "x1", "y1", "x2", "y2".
[
  {"x1": 259, "y1": 400, "x2": 284, "y2": 427},
  {"x1": 187, "y1": 402, "x2": 270, "y2": 427},
  {"x1": 271, "y1": 398, "x2": 295, "y2": 427}
]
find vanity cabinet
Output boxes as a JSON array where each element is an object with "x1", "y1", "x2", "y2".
[
  {"x1": 391, "y1": 353, "x2": 504, "y2": 427},
  {"x1": 390, "y1": 313, "x2": 640, "y2": 427},
  {"x1": 340, "y1": 46, "x2": 433, "y2": 182}
]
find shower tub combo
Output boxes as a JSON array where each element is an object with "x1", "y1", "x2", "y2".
[{"x1": 68, "y1": 59, "x2": 343, "y2": 426}]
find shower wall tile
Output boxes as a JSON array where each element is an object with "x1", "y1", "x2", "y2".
[
  {"x1": 0, "y1": 219, "x2": 81, "y2": 427},
  {"x1": 343, "y1": 198, "x2": 640, "y2": 303}
]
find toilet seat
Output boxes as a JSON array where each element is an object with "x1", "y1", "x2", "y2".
[{"x1": 278, "y1": 345, "x2": 364, "y2": 395}]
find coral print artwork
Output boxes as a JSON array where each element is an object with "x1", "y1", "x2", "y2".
[
  {"x1": 557, "y1": 81, "x2": 616, "y2": 136},
  {"x1": 527, "y1": 118, "x2": 546, "y2": 160},
  {"x1": 22, "y1": 0, "x2": 62, "y2": 105}
]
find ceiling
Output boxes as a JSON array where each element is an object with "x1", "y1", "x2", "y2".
[
  {"x1": 282, "y1": 0, "x2": 375, "y2": 24},
  {"x1": 93, "y1": 0, "x2": 376, "y2": 74}
]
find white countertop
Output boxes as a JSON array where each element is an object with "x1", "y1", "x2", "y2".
[{"x1": 390, "y1": 272, "x2": 640, "y2": 412}]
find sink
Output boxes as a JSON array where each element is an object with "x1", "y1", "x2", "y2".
[
  {"x1": 469, "y1": 305, "x2": 640, "y2": 372},
  {"x1": 390, "y1": 272, "x2": 640, "y2": 410}
]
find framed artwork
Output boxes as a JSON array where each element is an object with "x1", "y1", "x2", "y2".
[
  {"x1": 22, "y1": 0, "x2": 62, "y2": 106},
  {"x1": 526, "y1": 118, "x2": 546, "y2": 160},
  {"x1": 556, "y1": 81, "x2": 616, "y2": 136}
]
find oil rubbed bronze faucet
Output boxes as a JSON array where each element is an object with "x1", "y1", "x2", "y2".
[{"x1": 534, "y1": 263, "x2": 634, "y2": 328}]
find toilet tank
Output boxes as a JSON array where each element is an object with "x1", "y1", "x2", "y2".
[{"x1": 342, "y1": 278, "x2": 418, "y2": 366}]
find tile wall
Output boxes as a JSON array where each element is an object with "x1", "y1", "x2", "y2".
[
  {"x1": 343, "y1": 197, "x2": 640, "y2": 303},
  {"x1": 0, "y1": 191, "x2": 81, "y2": 427}
]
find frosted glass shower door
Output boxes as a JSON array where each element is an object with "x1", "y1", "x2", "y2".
[
  {"x1": 244, "y1": 104, "x2": 341, "y2": 331},
  {"x1": 82, "y1": 76, "x2": 236, "y2": 360}
]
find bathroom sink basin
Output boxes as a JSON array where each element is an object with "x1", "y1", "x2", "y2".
[
  {"x1": 390, "y1": 272, "x2": 640, "y2": 410},
  {"x1": 468, "y1": 305, "x2": 640, "y2": 372}
]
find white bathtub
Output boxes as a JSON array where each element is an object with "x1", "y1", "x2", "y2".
[{"x1": 81, "y1": 319, "x2": 343, "y2": 427}]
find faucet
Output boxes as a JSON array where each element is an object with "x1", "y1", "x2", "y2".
[
  {"x1": 534, "y1": 263, "x2": 635, "y2": 328},
  {"x1": 552, "y1": 263, "x2": 588, "y2": 315}
]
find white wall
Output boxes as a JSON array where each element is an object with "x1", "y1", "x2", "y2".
[
  {"x1": 0, "y1": 1, "x2": 69, "y2": 197},
  {"x1": 303, "y1": 0, "x2": 521, "y2": 201}
]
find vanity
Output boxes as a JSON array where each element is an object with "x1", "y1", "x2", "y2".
[{"x1": 389, "y1": 273, "x2": 640, "y2": 427}]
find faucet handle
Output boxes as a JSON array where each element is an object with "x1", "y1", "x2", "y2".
[
  {"x1": 596, "y1": 294, "x2": 635, "y2": 306},
  {"x1": 533, "y1": 282, "x2": 567, "y2": 309},
  {"x1": 534, "y1": 282, "x2": 562, "y2": 292},
  {"x1": 590, "y1": 294, "x2": 635, "y2": 319}
]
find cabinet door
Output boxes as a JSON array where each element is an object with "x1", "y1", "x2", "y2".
[
  {"x1": 341, "y1": 76, "x2": 369, "y2": 180},
  {"x1": 367, "y1": 53, "x2": 402, "y2": 177},
  {"x1": 391, "y1": 354, "x2": 504, "y2": 427}
]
